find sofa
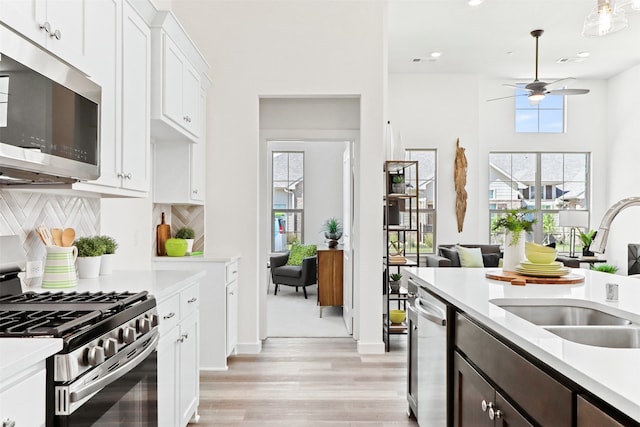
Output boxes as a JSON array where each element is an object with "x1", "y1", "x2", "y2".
[{"x1": 426, "y1": 244, "x2": 502, "y2": 267}]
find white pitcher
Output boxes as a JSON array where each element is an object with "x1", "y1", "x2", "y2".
[{"x1": 42, "y1": 245, "x2": 78, "y2": 288}]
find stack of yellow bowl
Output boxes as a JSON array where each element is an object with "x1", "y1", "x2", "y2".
[{"x1": 516, "y1": 243, "x2": 570, "y2": 277}]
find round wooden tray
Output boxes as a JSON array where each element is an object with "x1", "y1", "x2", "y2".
[{"x1": 485, "y1": 269, "x2": 585, "y2": 286}]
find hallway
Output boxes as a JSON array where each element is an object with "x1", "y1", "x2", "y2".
[{"x1": 192, "y1": 337, "x2": 416, "y2": 426}]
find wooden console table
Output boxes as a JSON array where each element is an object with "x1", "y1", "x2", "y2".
[{"x1": 317, "y1": 248, "x2": 344, "y2": 317}]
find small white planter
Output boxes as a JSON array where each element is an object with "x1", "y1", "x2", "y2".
[
  {"x1": 100, "y1": 253, "x2": 114, "y2": 275},
  {"x1": 77, "y1": 256, "x2": 102, "y2": 279},
  {"x1": 185, "y1": 239, "x2": 195, "y2": 254}
]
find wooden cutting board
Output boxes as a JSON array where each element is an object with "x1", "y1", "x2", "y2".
[
  {"x1": 485, "y1": 269, "x2": 585, "y2": 286},
  {"x1": 156, "y1": 212, "x2": 171, "y2": 256}
]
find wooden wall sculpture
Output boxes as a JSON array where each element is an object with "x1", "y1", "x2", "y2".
[{"x1": 454, "y1": 138, "x2": 468, "y2": 233}]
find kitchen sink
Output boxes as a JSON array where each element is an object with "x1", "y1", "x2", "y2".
[
  {"x1": 544, "y1": 326, "x2": 640, "y2": 348},
  {"x1": 491, "y1": 299, "x2": 632, "y2": 326}
]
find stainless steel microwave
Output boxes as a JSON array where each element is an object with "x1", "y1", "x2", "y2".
[{"x1": 0, "y1": 24, "x2": 100, "y2": 185}]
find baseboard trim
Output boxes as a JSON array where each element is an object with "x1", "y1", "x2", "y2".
[
  {"x1": 235, "y1": 341, "x2": 262, "y2": 354},
  {"x1": 357, "y1": 340, "x2": 385, "y2": 354}
]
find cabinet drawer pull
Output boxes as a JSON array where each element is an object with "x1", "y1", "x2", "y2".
[
  {"x1": 232, "y1": 270, "x2": 238, "y2": 274},
  {"x1": 163, "y1": 312, "x2": 175, "y2": 320},
  {"x1": 489, "y1": 407, "x2": 501, "y2": 420},
  {"x1": 3, "y1": 418, "x2": 16, "y2": 427},
  {"x1": 481, "y1": 400, "x2": 493, "y2": 412},
  {"x1": 40, "y1": 21, "x2": 51, "y2": 34},
  {"x1": 51, "y1": 29, "x2": 62, "y2": 40},
  {"x1": 187, "y1": 297, "x2": 198, "y2": 303}
]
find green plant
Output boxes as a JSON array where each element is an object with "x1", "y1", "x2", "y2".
[
  {"x1": 74, "y1": 236, "x2": 106, "y2": 257},
  {"x1": 390, "y1": 273, "x2": 402, "y2": 281},
  {"x1": 175, "y1": 227, "x2": 195, "y2": 240},
  {"x1": 322, "y1": 217, "x2": 343, "y2": 235},
  {"x1": 491, "y1": 208, "x2": 536, "y2": 246},
  {"x1": 590, "y1": 264, "x2": 618, "y2": 274},
  {"x1": 96, "y1": 235, "x2": 118, "y2": 254},
  {"x1": 392, "y1": 175, "x2": 404, "y2": 184},
  {"x1": 579, "y1": 229, "x2": 596, "y2": 247}
]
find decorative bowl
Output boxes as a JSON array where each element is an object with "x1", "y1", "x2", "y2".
[
  {"x1": 165, "y1": 238, "x2": 188, "y2": 257},
  {"x1": 525, "y1": 242, "x2": 557, "y2": 264},
  {"x1": 389, "y1": 309, "x2": 406, "y2": 324}
]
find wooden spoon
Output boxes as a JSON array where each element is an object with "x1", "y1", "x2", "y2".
[
  {"x1": 61, "y1": 228, "x2": 76, "y2": 247},
  {"x1": 51, "y1": 228, "x2": 63, "y2": 246}
]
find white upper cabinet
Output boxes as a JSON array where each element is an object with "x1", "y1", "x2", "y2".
[
  {"x1": 76, "y1": 0, "x2": 150, "y2": 196},
  {"x1": 150, "y1": 11, "x2": 207, "y2": 143},
  {"x1": 0, "y1": 0, "x2": 88, "y2": 73}
]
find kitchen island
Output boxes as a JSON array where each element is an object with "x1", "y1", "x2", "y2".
[{"x1": 403, "y1": 266, "x2": 640, "y2": 425}]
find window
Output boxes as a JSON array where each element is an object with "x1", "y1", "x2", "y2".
[
  {"x1": 515, "y1": 87, "x2": 565, "y2": 133},
  {"x1": 405, "y1": 149, "x2": 436, "y2": 254},
  {"x1": 271, "y1": 152, "x2": 304, "y2": 252},
  {"x1": 489, "y1": 152, "x2": 590, "y2": 252}
]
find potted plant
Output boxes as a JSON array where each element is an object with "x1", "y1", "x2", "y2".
[
  {"x1": 74, "y1": 236, "x2": 106, "y2": 279},
  {"x1": 590, "y1": 264, "x2": 618, "y2": 274},
  {"x1": 322, "y1": 218, "x2": 343, "y2": 248},
  {"x1": 579, "y1": 229, "x2": 597, "y2": 256},
  {"x1": 492, "y1": 208, "x2": 536, "y2": 272},
  {"x1": 175, "y1": 227, "x2": 196, "y2": 253},
  {"x1": 391, "y1": 174, "x2": 405, "y2": 194},
  {"x1": 389, "y1": 272, "x2": 402, "y2": 293},
  {"x1": 96, "y1": 235, "x2": 118, "y2": 275}
]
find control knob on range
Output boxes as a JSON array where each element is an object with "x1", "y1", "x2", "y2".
[
  {"x1": 139, "y1": 317, "x2": 152, "y2": 334},
  {"x1": 150, "y1": 314, "x2": 159, "y2": 328},
  {"x1": 88, "y1": 346, "x2": 105, "y2": 366},
  {"x1": 104, "y1": 338, "x2": 118, "y2": 357},
  {"x1": 123, "y1": 326, "x2": 136, "y2": 344}
]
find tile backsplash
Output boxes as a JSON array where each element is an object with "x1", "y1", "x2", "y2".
[{"x1": 0, "y1": 190, "x2": 100, "y2": 286}]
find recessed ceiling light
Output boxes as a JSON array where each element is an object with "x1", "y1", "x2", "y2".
[
  {"x1": 430, "y1": 52, "x2": 442, "y2": 58},
  {"x1": 577, "y1": 51, "x2": 591, "y2": 58},
  {"x1": 468, "y1": 0, "x2": 484, "y2": 5}
]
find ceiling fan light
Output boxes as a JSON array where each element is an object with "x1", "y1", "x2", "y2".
[{"x1": 529, "y1": 93, "x2": 545, "y2": 102}]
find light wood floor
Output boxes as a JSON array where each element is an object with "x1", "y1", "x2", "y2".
[{"x1": 190, "y1": 336, "x2": 418, "y2": 426}]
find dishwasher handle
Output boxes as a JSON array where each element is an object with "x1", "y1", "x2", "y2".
[{"x1": 415, "y1": 297, "x2": 446, "y2": 326}]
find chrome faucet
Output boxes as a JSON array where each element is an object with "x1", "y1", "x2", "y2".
[{"x1": 590, "y1": 197, "x2": 640, "y2": 253}]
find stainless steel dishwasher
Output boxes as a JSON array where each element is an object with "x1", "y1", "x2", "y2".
[{"x1": 407, "y1": 278, "x2": 447, "y2": 426}]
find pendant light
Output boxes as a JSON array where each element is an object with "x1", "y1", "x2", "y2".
[{"x1": 583, "y1": 0, "x2": 628, "y2": 37}]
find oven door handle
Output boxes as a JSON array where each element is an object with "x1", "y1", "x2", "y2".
[{"x1": 68, "y1": 331, "x2": 159, "y2": 404}]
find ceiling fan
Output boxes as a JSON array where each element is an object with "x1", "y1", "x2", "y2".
[{"x1": 488, "y1": 29, "x2": 590, "y2": 103}]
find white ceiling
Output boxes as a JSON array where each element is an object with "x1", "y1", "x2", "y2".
[{"x1": 388, "y1": 0, "x2": 640, "y2": 82}]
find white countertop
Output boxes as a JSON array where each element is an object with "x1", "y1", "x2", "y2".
[
  {"x1": 27, "y1": 269, "x2": 206, "y2": 304},
  {"x1": 0, "y1": 338, "x2": 62, "y2": 384},
  {"x1": 153, "y1": 254, "x2": 240, "y2": 263},
  {"x1": 402, "y1": 267, "x2": 640, "y2": 422}
]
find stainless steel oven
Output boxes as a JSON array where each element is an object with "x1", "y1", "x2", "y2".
[{"x1": 50, "y1": 333, "x2": 158, "y2": 427}]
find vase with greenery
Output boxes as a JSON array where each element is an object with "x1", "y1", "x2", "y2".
[
  {"x1": 579, "y1": 229, "x2": 596, "y2": 256},
  {"x1": 391, "y1": 174, "x2": 405, "y2": 194},
  {"x1": 175, "y1": 227, "x2": 196, "y2": 253},
  {"x1": 492, "y1": 208, "x2": 536, "y2": 272},
  {"x1": 389, "y1": 272, "x2": 402, "y2": 293},
  {"x1": 96, "y1": 235, "x2": 118, "y2": 275},
  {"x1": 322, "y1": 217, "x2": 343, "y2": 248},
  {"x1": 74, "y1": 236, "x2": 106, "y2": 279}
]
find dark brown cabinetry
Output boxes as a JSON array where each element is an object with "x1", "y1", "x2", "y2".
[
  {"x1": 577, "y1": 395, "x2": 634, "y2": 427},
  {"x1": 454, "y1": 313, "x2": 573, "y2": 426},
  {"x1": 317, "y1": 249, "x2": 343, "y2": 317},
  {"x1": 453, "y1": 352, "x2": 532, "y2": 427}
]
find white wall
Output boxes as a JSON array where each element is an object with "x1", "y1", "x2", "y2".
[
  {"x1": 605, "y1": 64, "x2": 640, "y2": 274},
  {"x1": 171, "y1": 1, "x2": 387, "y2": 353},
  {"x1": 389, "y1": 73, "x2": 609, "y2": 254}
]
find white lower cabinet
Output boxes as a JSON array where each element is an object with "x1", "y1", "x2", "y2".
[
  {"x1": 154, "y1": 257, "x2": 240, "y2": 370},
  {"x1": 0, "y1": 362, "x2": 46, "y2": 427},
  {"x1": 157, "y1": 281, "x2": 200, "y2": 427}
]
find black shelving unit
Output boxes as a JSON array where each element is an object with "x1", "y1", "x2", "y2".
[{"x1": 383, "y1": 160, "x2": 419, "y2": 351}]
